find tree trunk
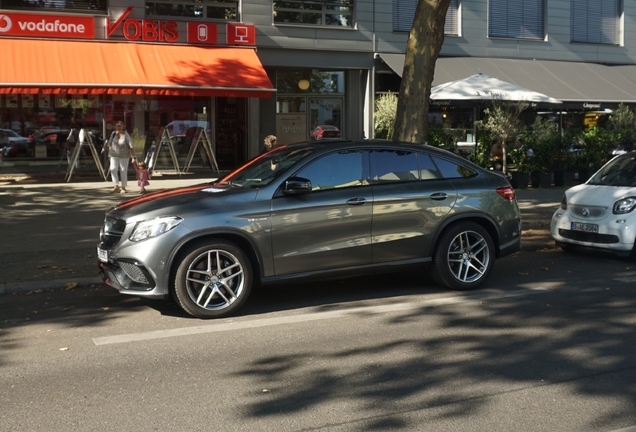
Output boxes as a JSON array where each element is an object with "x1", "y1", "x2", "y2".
[{"x1": 392, "y1": 0, "x2": 451, "y2": 143}]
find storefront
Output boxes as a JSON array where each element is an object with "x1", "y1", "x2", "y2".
[{"x1": 0, "y1": 8, "x2": 275, "y2": 172}]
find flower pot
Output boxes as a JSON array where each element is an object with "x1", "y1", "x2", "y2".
[
  {"x1": 510, "y1": 171, "x2": 529, "y2": 189},
  {"x1": 531, "y1": 172, "x2": 552, "y2": 188}
]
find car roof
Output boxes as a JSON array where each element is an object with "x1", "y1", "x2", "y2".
[{"x1": 280, "y1": 139, "x2": 456, "y2": 157}]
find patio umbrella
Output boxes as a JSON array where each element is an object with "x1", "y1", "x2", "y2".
[
  {"x1": 430, "y1": 73, "x2": 561, "y2": 174},
  {"x1": 430, "y1": 73, "x2": 562, "y2": 104}
]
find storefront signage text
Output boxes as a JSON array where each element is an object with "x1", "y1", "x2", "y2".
[
  {"x1": 0, "y1": 12, "x2": 94, "y2": 38},
  {"x1": 106, "y1": 6, "x2": 178, "y2": 42},
  {"x1": 583, "y1": 103, "x2": 602, "y2": 109}
]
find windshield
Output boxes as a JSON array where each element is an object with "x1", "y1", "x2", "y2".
[
  {"x1": 217, "y1": 146, "x2": 315, "y2": 188},
  {"x1": 588, "y1": 154, "x2": 636, "y2": 187}
]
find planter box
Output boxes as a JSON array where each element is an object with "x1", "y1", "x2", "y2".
[
  {"x1": 531, "y1": 172, "x2": 552, "y2": 188},
  {"x1": 510, "y1": 171, "x2": 529, "y2": 189}
]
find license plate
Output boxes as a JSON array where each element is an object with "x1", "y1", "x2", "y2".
[
  {"x1": 97, "y1": 247, "x2": 109, "y2": 262},
  {"x1": 571, "y1": 222, "x2": 599, "y2": 233}
]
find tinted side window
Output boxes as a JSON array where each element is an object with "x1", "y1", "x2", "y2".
[
  {"x1": 295, "y1": 150, "x2": 364, "y2": 191},
  {"x1": 373, "y1": 149, "x2": 419, "y2": 183},
  {"x1": 432, "y1": 156, "x2": 477, "y2": 179},
  {"x1": 418, "y1": 153, "x2": 442, "y2": 180}
]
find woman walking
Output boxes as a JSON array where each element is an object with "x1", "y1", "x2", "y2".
[{"x1": 106, "y1": 121, "x2": 136, "y2": 193}]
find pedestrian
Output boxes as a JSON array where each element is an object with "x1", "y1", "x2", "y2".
[
  {"x1": 490, "y1": 140, "x2": 504, "y2": 171},
  {"x1": 134, "y1": 160, "x2": 151, "y2": 194},
  {"x1": 106, "y1": 121, "x2": 136, "y2": 194},
  {"x1": 261, "y1": 135, "x2": 277, "y2": 153}
]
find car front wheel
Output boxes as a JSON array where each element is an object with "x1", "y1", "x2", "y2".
[
  {"x1": 432, "y1": 222, "x2": 495, "y2": 291},
  {"x1": 174, "y1": 240, "x2": 253, "y2": 319}
]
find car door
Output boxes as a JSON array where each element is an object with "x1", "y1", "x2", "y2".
[
  {"x1": 370, "y1": 148, "x2": 457, "y2": 263},
  {"x1": 270, "y1": 149, "x2": 373, "y2": 275}
]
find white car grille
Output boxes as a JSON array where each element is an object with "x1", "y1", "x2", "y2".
[{"x1": 569, "y1": 204, "x2": 609, "y2": 220}]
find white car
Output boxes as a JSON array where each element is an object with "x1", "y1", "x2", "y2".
[{"x1": 551, "y1": 152, "x2": 636, "y2": 256}]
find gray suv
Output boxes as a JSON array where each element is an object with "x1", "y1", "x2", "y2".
[{"x1": 98, "y1": 140, "x2": 521, "y2": 318}]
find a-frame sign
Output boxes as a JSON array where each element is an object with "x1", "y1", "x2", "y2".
[
  {"x1": 65, "y1": 129, "x2": 107, "y2": 182},
  {"x1": 182, "y1": 127, "x2": 219, "y2": 174},
  {"x1": 147, "y1": 127, "x2": 181, "y2": 175}
]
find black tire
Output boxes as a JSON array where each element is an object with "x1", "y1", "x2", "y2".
[
  {"x1": 173, "y1": 240, "x2": 252, "y2": 319},
  {"x1": 556, "y1": 242, "x2": 576, "y2": 253},
  {"x1": 431, "y1": 222, "x2": 495, "y2": 291}
]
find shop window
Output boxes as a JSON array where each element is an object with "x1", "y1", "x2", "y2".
[
  {"x1": 571, "y1": 0, "x2": 621, "y2": 45},
  {"x1": 393, "y1": 0, "x2": 459, "y2": 35},
  {"x1": 274, "y1": 0, "x2": 354, "y2": 27},
  {"x1": 488, "y1": 0, "x2": 545, "y2": 40},
  {"x1": 0, "y1": 0, "x2": 107, "y2": 14},
  {"x1": 276, "y1": 70, "x2": 345, "y2": 94},
  {"x1": 146, "y1": 0, "x2": 239, "y2": 21}
]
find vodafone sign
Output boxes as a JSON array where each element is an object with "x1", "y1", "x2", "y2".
[{"x1": 0, "y1": 12, "x2": 94, "y2": 38}]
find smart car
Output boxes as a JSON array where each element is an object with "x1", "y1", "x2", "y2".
[{"x1": 552, "y1": 151, "x2": 636, "y2": 256}]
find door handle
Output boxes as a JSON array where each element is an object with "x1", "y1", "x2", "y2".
[
  {"x1": 346, "y1": 198, "x2": 367, "y2": 205},
  {"x1": 430, "y1": 192, "x2": 448, "y2": 201}
]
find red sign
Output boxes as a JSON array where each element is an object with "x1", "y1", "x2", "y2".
[
  {"x1": 106, "y1": 6, "x2": 178, "y2": 42},
  {"x1": 226, "y1": 24, "x2": 256, "y2": 45},
  {"x1": 0, "y1": 12, "x2": 94, "y2": 39},
  {"x1": 187, "y1": 22, "x2": 218, "y2": 45}
]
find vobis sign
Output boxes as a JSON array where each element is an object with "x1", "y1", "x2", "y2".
[
  {"x1": 107, "y1": 6, "x2": 256, "y2": 46},
  {"x1": 0, "y1": 12, "x2": 94, "y2": 38}
]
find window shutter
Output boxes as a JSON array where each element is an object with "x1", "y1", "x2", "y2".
[
  {"x1": 488, "y1": 0, "x2": 544, "y2": 39},
  {"x1": 0, "y1": 0, "x2": 107, "y2": 14},
  {"x1": 571, "y1": 0, "x2": 620, "y2": 44}
]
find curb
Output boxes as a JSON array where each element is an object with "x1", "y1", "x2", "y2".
[{"x1": 0, "y1": 277, "x2": 102, "y2": 295}]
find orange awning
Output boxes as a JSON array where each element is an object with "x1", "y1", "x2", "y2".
[{"x1": 0, "y1": 38, "x2": 275, "y2": 97}]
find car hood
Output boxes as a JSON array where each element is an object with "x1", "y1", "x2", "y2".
[
  {"x1": 107, "y1": 182, "x2": 260, "y2": 218},
  {"x1": 566, "y1": 184, "x2": 636, "y2": 206}
]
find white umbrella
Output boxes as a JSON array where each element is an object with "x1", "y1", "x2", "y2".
[{"x1": 430, "y1": 73, "x2": 562, "y2": 104}]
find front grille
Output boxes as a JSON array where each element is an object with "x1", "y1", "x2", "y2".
[
  {"x1": 559, "y1": 229, "x2": 619, "y2": 244},
  {"x1": 118, "y1": 260, "x2": 150, "y2": 284},
  {"x1": 569, "y1": 204, "x2": 609, "y2": 220},
  {"x1": 100, "y1": 216, "x2": 126, "y2": 248}
]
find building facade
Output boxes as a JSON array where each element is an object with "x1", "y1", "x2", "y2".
[{"x1": 1, "y1": 0, "x2": 636, "y2": 172}]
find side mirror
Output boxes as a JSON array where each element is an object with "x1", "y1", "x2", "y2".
[{"x1": 283, "y1": 177, "x2": 312, "y2": 195}]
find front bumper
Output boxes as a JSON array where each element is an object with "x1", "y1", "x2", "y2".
[
  {"x1": 551, "y1": 209, "x2": 635, "y2": 253},
  {"x1": 98, "y1": 249, "x2": 168, "y2": 299}
]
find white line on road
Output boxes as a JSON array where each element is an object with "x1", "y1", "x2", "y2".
[{"x1": 93, "y1": 287, "x2": 551, "y2": 346}]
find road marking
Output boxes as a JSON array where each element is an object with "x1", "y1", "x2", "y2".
[{"x1": 93, "y1": 287, "x2": 550, "y2": 346}]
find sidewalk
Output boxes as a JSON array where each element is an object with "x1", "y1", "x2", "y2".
[{"x1": 0, "y1": 172, "x2": 564, "y2": 295}]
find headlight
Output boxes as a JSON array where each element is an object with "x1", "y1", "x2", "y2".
[
  {"x1": 613, "y1": 197, "x2": 636, "y2": 214},
  {"x1": 129, "y1": 216, "x2": 183, "y2": 242},
  {"x1": 560, "y1": 195, "x2": 567, "y2": 210}
]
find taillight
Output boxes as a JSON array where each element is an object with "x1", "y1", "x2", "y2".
[{"x1": 496, "y1": 186, "x2": 516, "y2": 200}]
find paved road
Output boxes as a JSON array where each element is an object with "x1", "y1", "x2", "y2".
[{"x1": 0, "y1": 172, "x2": 565, "y2": 293}]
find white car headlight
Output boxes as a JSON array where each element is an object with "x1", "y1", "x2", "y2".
[
  {"x1": 130, "y1": 216, "x2": 183, "y2": 242},
  {"x1": 613, "y1": 197, "x2": 636, "y2": 214}
]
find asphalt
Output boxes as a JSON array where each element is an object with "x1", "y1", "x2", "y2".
[{"x1": 0, "y1": 171, "x2": 566, "y2": 295}]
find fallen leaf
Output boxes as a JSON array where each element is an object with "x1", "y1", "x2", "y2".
[
  {"x1": 59, "y1": 347, "x2": 69, "y2": 351},
  {"x1": 262, "y1": 389, "x2": 269, "y2": 393},
  {"x1": 27, "y1": 289, "x2": 43, "y2": 295},
  {"x1": 36, "y1": 265, "x2": 49, "y2": 269},
  {"x1": 518, "y1": 272, "x2": 529, "y2": 275},
  {"x1": 541, "y1": 267, "x2": 549, "y2": 271},
  {"x1": 606, "y1": 287, "x2": 611, "y2": 291},
  {"x1": 65, "y1": 282, "x2": 78, "y2": 290},
  {"x1": 101, "y1": 307, "x2": 110, "y2": 311},
  {"x1": 32, "y1": 311, "x2": 38, "y2": 314}
]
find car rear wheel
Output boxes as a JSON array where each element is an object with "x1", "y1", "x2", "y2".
[
  {"x1": 432, "y1": 222, "x2": 494, "y2": 291},
  {"x1": 174, "y1": 240, "x2": 252, "y2": 319}
]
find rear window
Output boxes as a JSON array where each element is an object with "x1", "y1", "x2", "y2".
[{"x1": 432, "y1": 156, "x2": 476, "y2": 179}]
